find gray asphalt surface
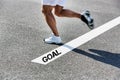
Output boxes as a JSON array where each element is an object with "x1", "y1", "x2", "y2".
[{"x1": 0, "y1": 0, "x2": 120, "y2": 80}]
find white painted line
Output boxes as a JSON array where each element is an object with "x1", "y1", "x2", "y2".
[{"x1": 31, "y1": 16, "x2": 120, "y2": 65}]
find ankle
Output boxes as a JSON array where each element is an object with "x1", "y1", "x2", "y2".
[{"x1": 53, "y1": 34, "x2": 59, "y2": 37}]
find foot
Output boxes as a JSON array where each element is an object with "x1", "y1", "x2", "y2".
[
  {"x1": 44, "y1": 35, "x2": 62, "y2": 44},
  {"x1": 81, "y1": 10, "x2": 94, "y2": 29}
]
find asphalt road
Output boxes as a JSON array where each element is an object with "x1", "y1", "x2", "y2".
[{"x1": 0, "y1": 0, "x2": 120, "y2": 80}]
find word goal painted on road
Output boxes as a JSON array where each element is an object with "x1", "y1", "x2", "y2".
[{"x1": 31, "y1": 16, "x2": 120, "y2": 65}]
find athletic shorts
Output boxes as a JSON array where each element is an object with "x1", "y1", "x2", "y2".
[{"x1": 42, "y1": 0, "x2": 66, "y2": 6}]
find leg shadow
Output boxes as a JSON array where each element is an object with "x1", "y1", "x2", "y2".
[
  {"x1": 73, "y1": 48, "x2": 120, "y2": 68},
  {"x1": 54, "y1": 43, "x2": 120, "y2": 68}
]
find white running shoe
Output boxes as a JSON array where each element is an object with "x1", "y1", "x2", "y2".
[{"x1": 44, "y1": 35, "x2": 62, "y2": 44}]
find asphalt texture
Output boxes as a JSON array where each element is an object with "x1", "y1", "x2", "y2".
[{"x1": 0, "y1": 0, "x2": 120, "y2": 80}]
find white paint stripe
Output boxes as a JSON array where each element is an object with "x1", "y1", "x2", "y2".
[{"x1": 31, "y1": 16, "x2": 120, "y2": 65}]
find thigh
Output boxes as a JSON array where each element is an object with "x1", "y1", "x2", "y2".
[
  {"x1": 54, "y1": 5, "x2": 63, "y2": 13},
  {"x1": 42, "y1": 5, "x2": 54, "y2": 13}
]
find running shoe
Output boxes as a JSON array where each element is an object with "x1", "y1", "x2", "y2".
[
  {"x1": 44, "y1": 35, "x2": 62, "y2": 44},
  {"x1": 81, "y1": 10, "x2": 94, "y2": 29}
]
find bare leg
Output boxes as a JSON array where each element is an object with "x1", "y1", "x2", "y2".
[
  {"x1": 42, "y1": 5, "x2": 59, "y2": 36},
  {"x1": 55, "y1": 5, "x2": 81, "y2": 18}
]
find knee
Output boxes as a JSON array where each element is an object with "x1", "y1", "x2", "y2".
[
  {"x1": 54, "y1": 10, "x2": 62, "y2": 17},
  {"x1": 42, "y1": 6, "x2": 53, "y2": 15},
  {"x1": 42, "y1": 9, "x2": 52, "y2": 15}
]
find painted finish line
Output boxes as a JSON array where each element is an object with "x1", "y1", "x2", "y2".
[{"x1": 31, "y1": 16, "x2": 120, "y2": 65}]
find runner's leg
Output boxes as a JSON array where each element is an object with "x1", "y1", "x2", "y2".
[
  {"x1": 55, "y1": 5, "x2": 81, "y2": 18},
  {"x1": 54, "y1": 5, "x2": 94, "y2": 29},
  {"x1": 42, "y1": 5, "x2": 59, "y2": 36}
]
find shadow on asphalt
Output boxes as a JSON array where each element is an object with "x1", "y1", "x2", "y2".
[
  {"x1": 48, "y1": 43, "x2": 120, "y2": 68},
  {"x1": 73, "y1": 48, "x2": 120, "y2": 68}
]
